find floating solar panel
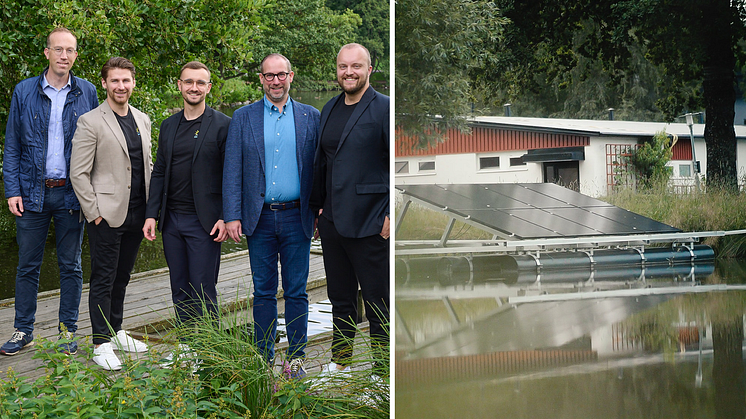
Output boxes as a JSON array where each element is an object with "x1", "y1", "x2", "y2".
[{"x1": 397, "y1": 183, "x2": 680, "y2": 239}]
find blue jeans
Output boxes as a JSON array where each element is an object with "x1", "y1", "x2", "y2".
[
  {"x1": 247, "y1": 206, "x2": 310, "y2": 361},
  {"x1": 14, "y1": 186, "x2": 84, "y2": 334}
]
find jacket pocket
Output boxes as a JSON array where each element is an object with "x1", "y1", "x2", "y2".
[
  {"x1": 93, "y1": 183, "x2": 116, "y2": 194},
  {"x1": 356, "y1": 183, "x2": 388, "y2": 194}
]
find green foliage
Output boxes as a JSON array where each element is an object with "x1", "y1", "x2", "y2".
[
  {"x1": 0, "y1": 183, "x2": 15, "y2": 245},
  {"x1": 252, "y1": 0, "x2": 363, "y2": 87},
  {"x1": 0, "y1": 337, "x2": 248, "y2": 418},
  {"x1": 326, "y1": 0, "x2": 389, "y2": 72},
  {"x1": 603, "y1": 187, "x2": 746, "y2": 258},
  {"x1": 0, "y1": 310, "x2": 391, "y2": 418},
  {"x1": 622, "y1": 130, "x2": 673, "y2": 190},
  {"x1": 395, "y1": 201, "x2": 493, "y2": 241},
  {"x1": 395, "y1": 0, "x2": 506, "y2": 147}
]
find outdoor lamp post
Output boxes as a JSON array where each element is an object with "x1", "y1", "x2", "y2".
[{"x1": 684, "y1": 113, "x2": 701, "y2": 192}]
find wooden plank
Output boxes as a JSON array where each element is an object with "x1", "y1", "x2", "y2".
[{"x1": 0, "y1": 252, "x2": 329, "y2": 381}]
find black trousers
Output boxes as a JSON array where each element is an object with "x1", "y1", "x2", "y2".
[
  {"x1": 161, "y1": 211, "x2": 220, "y2": 330},
  {"x1": 87, "y1": 205, "x2": 145, "y2": 345},
  {"x1": 317, "y1": 215, "x2": 389, "y2": 366}
]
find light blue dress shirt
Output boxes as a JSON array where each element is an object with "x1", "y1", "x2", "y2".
[
  {"x1": 42, "y1": 74, "x2": 71, "y2": 179},
  {"x1": 263, "y1": 96, "x2": 300, "y2": 204}
]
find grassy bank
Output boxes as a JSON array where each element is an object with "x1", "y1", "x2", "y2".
[
  {"x1": 396, "y1": 188, "x2": 746, "y2": 258},
  {"x1": 0, "y1": 313, "x2": 390, "y2": 418},
  {"x1": 602, "y1": 188, "x2": 746, "y2": 257}
]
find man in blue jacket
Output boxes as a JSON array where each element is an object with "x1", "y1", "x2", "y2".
[
  {"x1": 223, "y1": 53, "x2": 320, "y2": 380},
  {"x1": 2, "y1": 27, "x2": 98, "y2": 355}
]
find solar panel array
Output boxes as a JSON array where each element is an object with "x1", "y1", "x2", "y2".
[{"x1": 398, "y1": 183, "x2": 680, "y2": 239}]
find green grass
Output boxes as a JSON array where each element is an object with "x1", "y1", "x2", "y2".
[
  {"x1": 0, "y1": 308, "x2": 390, "y2": 418},
  {"x1": 395, "y1": 202, "x2": 493, "y2": 241},
  {"x1": 602, "y1": 187, "x2": 746, "y2": 257}
]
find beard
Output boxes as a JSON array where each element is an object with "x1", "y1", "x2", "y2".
[
  {"x1": 109, "y1": 90, "x2": 131, "y2": 105},
  {"x1": 264, "y1": 84, "x2": 289, "y2": 103},
  {"x1": 338, "y1": 74, "x2": 368, "y2": 95},
  {"x1": 182, "y1": 91, "x2": 205, "y2": 106}
]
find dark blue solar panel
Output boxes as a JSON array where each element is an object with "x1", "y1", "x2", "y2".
[{"x1": 398, "y1": 183, "x2": 680, "y2": 239}]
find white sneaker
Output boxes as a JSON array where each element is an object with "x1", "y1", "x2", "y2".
[
  {"x1": 161, "y1": 344, "x2": 195, "y2": 365},
  {"x1": 320, "y1": 361, "x2": 351, "y2": 376},
  {"x1": 313, "y1": 361, "x2": 351, "y2": 385},
  {"x1": 161, "y1": 344, "x2": 200, "y2": 372},
  {"x1": 92, "y1": 342, "x2": 122, "y2": 371},
  {"x1": 111, "y1": 330, "x2": 148, "y2": 353}
]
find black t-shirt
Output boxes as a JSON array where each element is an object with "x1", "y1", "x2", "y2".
[
  {"x1": 319, "y1": 99, "x2": 357, "y2": 222},
  {"x1": 166, "y1": 114, "x2": 202, "y2": 214},
  {"x1": 114, "y1": 108, "x2": 146, "y2": 209}
]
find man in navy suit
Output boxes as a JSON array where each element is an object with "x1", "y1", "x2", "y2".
[
  {"x1": 143, "y1": 62, "x2": 230, "y2": 353},
  {"x1": 311, "y1": 43, "x2": 390, "y2": 378},
  {"x1": 223, "y1": 53, "x2": 320, "y2": 380}
]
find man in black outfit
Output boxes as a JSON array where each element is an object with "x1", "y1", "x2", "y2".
[
  {"x1": 143, "y1": 62, "x2": 230, "y2": 356},
  {"x1": 311, "y1": 43, "x2": 390, "y2": 378}
]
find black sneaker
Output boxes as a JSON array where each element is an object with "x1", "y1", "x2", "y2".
[
  {"x1": 58, "y1": 331, "x2": 77, "y2": 355},
  {"x1": 0, "y1": 331, "x2": 34, "y2": 356}
]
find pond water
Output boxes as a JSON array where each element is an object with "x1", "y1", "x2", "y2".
[{"x1": 395, "y1": 258, "x2": 746, "y2": 418}]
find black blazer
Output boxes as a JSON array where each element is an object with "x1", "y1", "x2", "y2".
[
  {"x1": 311, "y1": 86, "x2": 390, "y2": 238},
  {"x1": 146, "y1": 106, "x2": 231, "y2": 234}
]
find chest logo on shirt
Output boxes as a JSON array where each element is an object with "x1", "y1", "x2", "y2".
[{"x1": 194, "y1": 130, "x2": 199, "y2": 139}]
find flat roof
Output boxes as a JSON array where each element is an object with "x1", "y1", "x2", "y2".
[{"x1": 471, "y1": 116, "x2": 746, "y2": 139}]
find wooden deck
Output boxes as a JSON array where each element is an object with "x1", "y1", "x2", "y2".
[{"x1": 0, "y1": 250, "x2": 332, "y2": 380}]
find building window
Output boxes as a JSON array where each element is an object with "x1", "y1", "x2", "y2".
[
  {"x1": 510, "y1": 157, "x2": 526, "y2": 167},
  {"x1": 479, "y1": 156, "x2": 500, "y2": 170},
  {"x1": 396, "y1": 161, "x2": 409, "y2": 174},
  {"x1": 419, "y1": 161, "x2": 435, "y2": 171},
  {"x1": 679, "y1": 164, "x2": 691, "y2": 177}
]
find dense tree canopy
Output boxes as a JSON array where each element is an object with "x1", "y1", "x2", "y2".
[
  {"x1": 395, "y1": 0, "x2": 505, "y2": 148},
  {"x1": 326, "y1": 0, "x2": 390, "y2": 70},
  {"x1": 397, "y1": 0, "x2": 746, "y2": 189},
  {"x1": 0, "y1": 0, "x2": 382, "y2": 150}
]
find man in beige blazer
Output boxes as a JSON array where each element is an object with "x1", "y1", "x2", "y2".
[{"x1": 71, "y1": 57, "x2": 152, "y2": 371}]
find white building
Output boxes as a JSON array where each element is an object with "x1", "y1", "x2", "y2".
[{"x1": 395, "y1": 116, "x2": 746, "y2": 197}]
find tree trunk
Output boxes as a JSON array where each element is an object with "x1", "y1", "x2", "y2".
[{"x1": 702, "y1": 0, "x2": 738, "y2": 191}]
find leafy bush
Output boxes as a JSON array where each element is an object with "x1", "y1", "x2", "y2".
[
  {"x1": 0, "y1": 310, "x2": 390, "y2": 418},
  {"x1": 622, "y1": 130, "x2": 673, "y2": 190}
]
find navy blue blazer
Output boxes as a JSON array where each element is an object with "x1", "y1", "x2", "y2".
[
  {"x1": 146, "y1": 106, "x2": 231, "y2": 234},
  {"x1": 311, "y1": 86, "x2": 390, "y2": 238},
  {"x1": 223, "y1": 98, "x2": 320, "y2": 239}
]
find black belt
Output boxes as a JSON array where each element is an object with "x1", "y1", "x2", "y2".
[
  {"x1": 45, "y1": 179, "x2": 66, "y2": 188},
  {"x1": 264, "y1": 200, "x2": 300, "y2": 211}
]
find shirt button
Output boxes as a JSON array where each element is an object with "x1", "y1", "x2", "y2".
[
  {"x1": 274, "y1": 166, "x2": 277, "y2": 168},
  {"x1": 128, "y1": 185, "x2": 131, "y2": 189}
]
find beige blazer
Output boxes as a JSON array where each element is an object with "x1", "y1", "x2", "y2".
[{"x1": 70, "y1": 100, "x2": 153, "y2": 228}]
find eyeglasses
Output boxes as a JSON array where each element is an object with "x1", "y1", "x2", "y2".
[
  {"x1": 50, "y1": 47, "x2": 77, "y2": 56},
  {"x1": 262, "y1": 72, "x2": 289, "y2": 82},
  {"x1": 180, "y1": 79, "x2": 210, "y2": 88}
]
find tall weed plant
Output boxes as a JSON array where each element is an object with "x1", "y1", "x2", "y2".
[
  {"x1": 0, "y1": 307, "x2": 390, "y2": 418},
  {"x1": 603, "y1": 187, "x2": 746, "y2": 257}
]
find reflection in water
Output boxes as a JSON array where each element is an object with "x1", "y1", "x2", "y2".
[{"x1": 396, "y1": 259, "x2": 746, "y2": 418}]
